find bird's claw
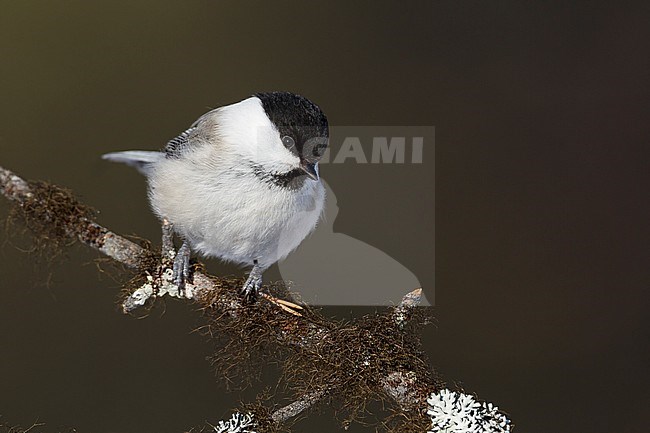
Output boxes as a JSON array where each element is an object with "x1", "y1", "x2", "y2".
[{"x1": 239, "y1": 272, "x2": 262, "y2": 303}]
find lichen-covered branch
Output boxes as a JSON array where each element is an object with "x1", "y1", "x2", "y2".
[
  {"x1": 1, "y1": 166, "x2": 146, "y2": 268},
  {"x1": 0, "y1": 163, "x2": 512, "y2": 433}
]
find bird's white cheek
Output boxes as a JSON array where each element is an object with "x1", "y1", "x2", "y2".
[
  {"x1": 253, "y1": 137, "x2": 301, "y2": 172},
  {"x1": 218, "y1": 97, "x2": 302, "y2": 171}
]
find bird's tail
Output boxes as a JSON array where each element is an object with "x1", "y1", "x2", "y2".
[{"x1": 102, "y1": 150, "x2": 163, "y2": 175}]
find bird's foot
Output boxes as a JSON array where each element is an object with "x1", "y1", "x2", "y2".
[
  {"x1": 239, "y1": 260, "x2": 265, "y2": 303},
  {"x1": 172, "y1": 241, "x2": 192, "y2": 295},
  {"x1": 239, "y1": 272, "x2": 262, "y2": 303}
]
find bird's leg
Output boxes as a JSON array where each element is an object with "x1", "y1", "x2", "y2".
[
  {"x1": 172, "y1": 241, "x2": 192, "y2": 294},
  {"x1": 161, "y1": 218, "x2": 175, "y2": 260},
  {"x1": 239, "y1": 261, "x2": 303, "y2": 314},
  {"x1": 240, "y1": 260, "x2": 265, "y2": 302}
]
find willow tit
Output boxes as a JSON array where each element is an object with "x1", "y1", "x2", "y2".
[{"x1": 103, "y1": 92, "x2": 329, "y2": 301}]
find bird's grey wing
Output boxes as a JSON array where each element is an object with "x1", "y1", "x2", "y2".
[
  {"x1": 164, "y1": 108, "x2": 221, "y2": 158},
  {"x1": 164, "y1": 126, "x2": 196, "y2": 158}
]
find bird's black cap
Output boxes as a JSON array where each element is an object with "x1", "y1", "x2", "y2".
[{"x1": 255, "y1": 92, "x2": 329, "y2": 162}]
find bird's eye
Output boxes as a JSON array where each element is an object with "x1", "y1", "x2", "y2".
[{"x1": 281, "y1": 135, "x2": 296, "y2": 150}]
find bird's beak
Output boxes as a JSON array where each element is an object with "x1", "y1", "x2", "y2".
[{"x1": 300, "y1": 161, "x2": 319, "y2": 181}]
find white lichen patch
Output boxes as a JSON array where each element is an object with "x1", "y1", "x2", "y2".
[
  {"x1": 129, "y1": 283, "x2": 154, "y2": 307},
  {"x1": 427, "y1": 389, "x2": 511, "y2": 433},
  {"x1": 211, "y1": 412, "x2": 257, "y2": 433},
  {"x1": 124, "y1": 265, "x2": 195, "y2": 312},
  {"x1": 156, "y1": 267, "x2": 194, "y2": 299}
]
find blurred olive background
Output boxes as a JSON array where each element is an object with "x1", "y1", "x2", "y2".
[{"x1": 1, "y1": 1, "x2": 649, "y2": 432}]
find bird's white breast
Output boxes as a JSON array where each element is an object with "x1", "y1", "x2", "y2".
[{"x1": 147, "y1": 145, "x2": 325, "y2": 269}]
